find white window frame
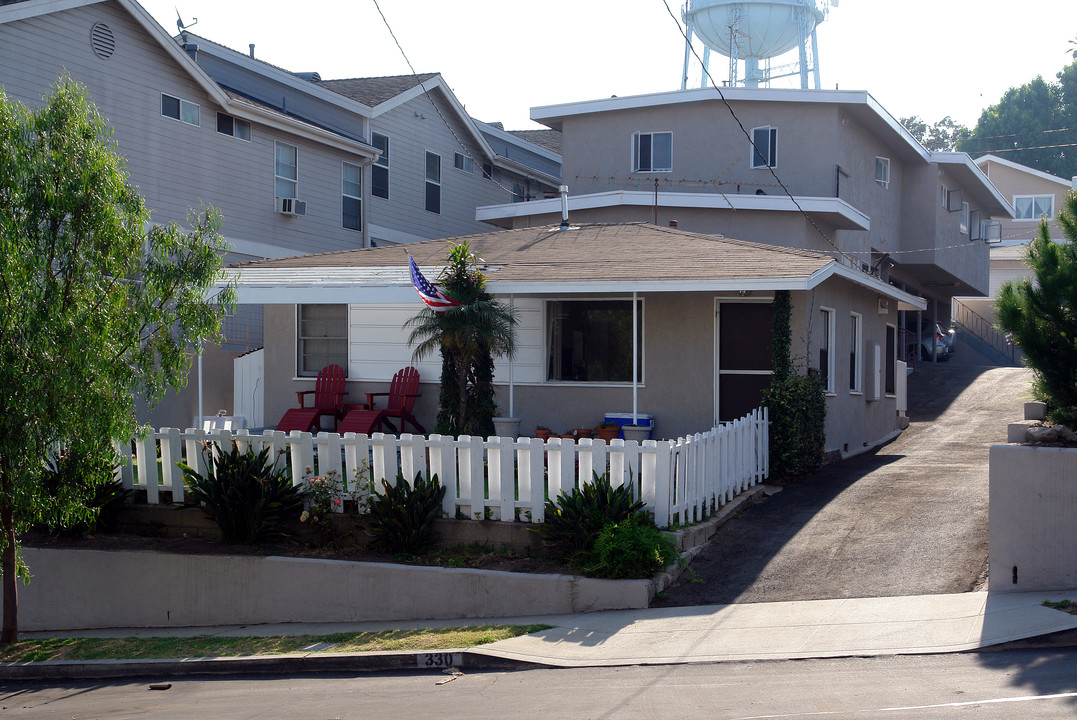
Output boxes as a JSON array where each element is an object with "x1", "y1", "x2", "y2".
[
  {"x1": 939, "y1": 184, "x2": 949, "y2": 209},
  {"x1": 371, "y1": 132, "x2": 389, "y2": 199},
  {"x1": 161, "y1": 92, "x2": 199, "y2": 126},
  {"x1": 819, "y1": 307, "x2": 835, "y2": 395},
  {"x1": 425, "y1": 151, "x2": 441, "y2": 214},
  {"x1": 544, "y1": 297, "x2": 645, "y2": 385},
  {"x1": 849, "y1": 312, "x2": 862, "y2": 394},
  {"x1": 274, "y1": 141, "x2": 298, "y2": 200},
  {"x1": 874, "y1": 157, "x2": 890, "y2": 189},
  {"x1": 454, "y1": 152, "x2": 474, "y2": 173},
  {"x1": 1013, "y1": 194, "x2": 1054, "y2": 221},
  {"x1": 750, "y1": 125, "x2": 777, "y2": 169},
  {"x1": 960, "y1": 201, "x2": 970, "y2": 235},
  {"x1": 632, "y1": 131, "x2": 673, "y2": 172},
  {"x1": 216, "y1": 112, "x2": 250, "y2": 141},
  {"x1": 296, "y1": 304, "x2": 348, "y2": 378},
  {"x1": 885, "y1": 323, "x2": 897, "y2": 397},
  {"x1": 342, "y1": 161, "x2": 362, "y2": 232}
]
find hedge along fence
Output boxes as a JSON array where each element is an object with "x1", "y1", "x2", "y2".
[{"x1": 117, "y1": 408, "x2": 768, "y2": 529}]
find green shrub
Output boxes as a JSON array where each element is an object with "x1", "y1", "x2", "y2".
[
  {"x1": 35, "y1": 445, "x2": 129, "y2": 535},
  {"x1": 179, "y1": 441, "x2": 303, "y2": 544},
  {"x1": 997, "y1": 190, "x2": 1077, "y2": 426},
  {"x1": 367, "y1": 470, "x2": 446, "y2": 555},
  {"x1": 532, "y1": 472, "x2": 646, "y2": 561},
  {"x1": 586, "y1": 514, "x2": 679, "y2": 579},
  {"x1": 762, "y1": 289, "x2": 826, "y2": 481}
]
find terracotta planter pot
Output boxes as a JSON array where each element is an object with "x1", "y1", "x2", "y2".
[{"x1": 596, "y1": 426, "x2": 620, "y2": 442}]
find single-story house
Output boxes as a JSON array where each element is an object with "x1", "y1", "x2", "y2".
[{"x1": 223, "y1": 222, "x2": 926, "y2": 455}]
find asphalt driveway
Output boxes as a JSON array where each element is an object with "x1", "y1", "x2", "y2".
[{"x1": 654, "y1": 357, "x2": 1031, "y2": 606}]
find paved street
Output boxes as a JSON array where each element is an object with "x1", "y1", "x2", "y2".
[
  {"x1": 656, "y1": 360, "x2": 1031, "y2": 606},
  {"x1": 4, "y1": 649, "x2": 1077, "y2": 719}
]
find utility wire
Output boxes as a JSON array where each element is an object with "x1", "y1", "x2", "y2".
[{"x1": 369, "y1": 0, "x2": 528, "y2": 201}]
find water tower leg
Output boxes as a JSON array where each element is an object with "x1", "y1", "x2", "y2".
[
  {"x1": 701, "y1": 46, "x2": 711, "y2": 88},
  {"x1": 811, "y1": 27, "x2": 821, "y2": 89},
  {"x1": 681, "y1": 19, "x2": 694, "y2": 90}
]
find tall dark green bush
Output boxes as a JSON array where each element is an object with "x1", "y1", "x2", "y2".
[
  {"x1": 34, "y1": 445, "x2": 128, "y2": 535},
  {"x1": 586, "y1": 515, "x2": 679, "y2": 579},
  {"x1": 179, "y1": 441, "x2": 303, "y2": 544},
  {"x1": 367, "y1": 470, "x2": 446, "y2": 555},
  {"x1": 761, "y1": 290, "x2": 826, "y2": 480},
  {"x1": 532, "y1": 472, "x2": 646, "y2": 561},
  {"x1": 997, "y1": 190, "x2": 1077, "y2": 426}
]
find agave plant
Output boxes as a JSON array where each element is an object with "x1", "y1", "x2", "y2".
[
  {"x1": 367, "y1": 470, "x2": 447, "y2": 555},
  {"x1": 179, "y1": 441, "x2": 303, "y2": 544},
  {"x1": 532, "y1": 472, "x2": 648, "y2": 561}
]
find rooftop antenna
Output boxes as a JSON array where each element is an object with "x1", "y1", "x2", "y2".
[{"x1": 175, "y1": 7, "x2": 197, "y2": 41}]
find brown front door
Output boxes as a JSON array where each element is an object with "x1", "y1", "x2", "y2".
[{"x1": 715, "y1": 301, "x2": 774, "y2": 423}]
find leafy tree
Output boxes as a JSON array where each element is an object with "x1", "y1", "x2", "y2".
[
  {"x1": 996, "y1": 190, "x2": 1077, "y2": 426},
  {"x1": 0, "y1": 79, "x2": 235, "y2": 643},
  {"x1": 959, "y1": 64, "x2": 1077, "y2": 179},
  {"x1": 405, "y1": 242, "x2": 516, "y2": 437},
  {"x1": 900, "y1": 115, "x2": 970, "y2": 152}
]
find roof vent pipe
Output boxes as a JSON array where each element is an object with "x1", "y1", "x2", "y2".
[
  {"x1": 249, "y1": 43, "x2": 255, "y2": 58},
  {"x1": 559, "y1": 185, "x2": 570, "y2": 229}
]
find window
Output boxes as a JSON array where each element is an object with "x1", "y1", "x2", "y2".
[
  {"x1": 874, "y1": 157, "x2": 890, "y2": 188},
  {"x1": 274, "y1": 142, "x2": 298, "y2": 199},
  {"x1": 939, "y1": 184, "x2": 948, "y2": 208},
  {"x1": 546, "y1": 300, "x2": 643, "y2": 383},
  {"x1": 425, "y1": 151, "x2": 441, "y2": 214},
  {"x1": 632, "y1": 131, "x2": 672, "y2": 172},
  {"x1": 297, "y1": 304, "x2": 347, "y2": 377},
  {"x1": 482, "y1": 162, "x2": 495, "y2": 180},
  {"x1": 371, "y1": 133, "x2": 389, "y2": 199},
  {"x1": 1014, "y1": 194, "x2": 1054, "y2": 221},
  {"x1": 969, "y1": 210, "x2": 982, "y2": 240},
  {"x1": 161, "y1": 93, "x2": 198, "y2": 125},
  {"x1": 216, "y1": 112, "x2": 250, "y2": 141},
  {"x1": 751, "y1": 126, "x2": 777, "y2": 168},
  {"x1": 849, "y1": 313, "x2": 862, "y2": 393},
  {"x1": 454, "y1": 152, "x2": 474, "y2": 173},
  {"x1": 819, "y1": 308, "x2": 835, "y2": 394},
  {"x1": 960, "y1": 202, "x2": 970, "y2": 235},
  {"x1": 342, "y1": 162, "x2": 362, "y2": 232}
]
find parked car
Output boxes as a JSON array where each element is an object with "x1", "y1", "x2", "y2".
[{"x1": 914, "y1": 322, "x2": 955, "y2": 361}]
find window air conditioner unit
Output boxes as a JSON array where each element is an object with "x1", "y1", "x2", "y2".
[{"x1": 275, "y1": 197, "x2": 307, "y2": 216}]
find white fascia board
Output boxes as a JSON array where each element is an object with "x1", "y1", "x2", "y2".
[
  {"x1": 372, "y1": 76, "x2": 496, "y2": 160},
  {"x1": 368, "y1": 224, "x2": 437, "y2": 246},
  {"x1": 229, "y1": 102, "x2": 377, "y2": 159},
  {"x1": 476, "y1": 190, "x2": 870, "y2": 230},
  {"x1": 181, "y1": 33, "x2": 375, "y2": 117},
  {"x1": 932, "y1": 152, "x2": 1014, "y2": 218},
  {"x1": 532, "y1": 87, "x2": 931, "y2": 160},
  {"x1": 491, "y1": 155, "x2": 562, "y2": 188},
  {"x1": 473, "y1": 120, "x2": 563, "y2": 164},
  {"x1": 0, "y1": 0, "x2": 98, "y2": 23},
  {"x1": 809, "y1": 263, "x2": 928, "y2": 311},
  {"x1": 974, "y1": 154, "x2": 1074, "y2": 188}
]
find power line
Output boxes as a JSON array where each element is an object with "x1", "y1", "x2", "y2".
[
  {"x1": 973, "y1": 141, "x2": 1077, "y2": 154},
  {"x1": 658, "y1": 0, "x2": 859, "y2": 268},
  {"x1": 368, "y1": 0, "x2": 527, "y2": 201}
]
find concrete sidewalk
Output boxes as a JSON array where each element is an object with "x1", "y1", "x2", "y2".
[{"x1": 8, "y1": 590, "x2": 1077, "y2": 680}]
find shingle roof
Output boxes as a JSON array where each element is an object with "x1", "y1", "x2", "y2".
[
  {"x1": 317, "y1": 74, "x2": 438, "y2": 107},
  {"x1": 233, "y1": 222, "x2": 834, "y2": 285},
  {"x1": 508, "y1": 129, "x2": 562, "y2": 155}
]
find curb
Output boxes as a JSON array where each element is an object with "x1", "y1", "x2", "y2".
[{"x1": 0, "y1": 649, "x2": 550, "y2": 682}]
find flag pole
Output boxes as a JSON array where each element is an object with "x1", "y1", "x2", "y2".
[{"x1": 632, "y1": 290, "x2": 638, "y2": 425}]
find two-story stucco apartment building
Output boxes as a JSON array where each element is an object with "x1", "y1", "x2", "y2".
[
  {"x1": 0, "y1": 0, "x2": 561, "y2": 429},
  {"x1": 224, "y1": 86, "x2": 1012, "y2": 455}
]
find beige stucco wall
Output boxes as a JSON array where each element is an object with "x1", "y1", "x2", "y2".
[{"x1": 978, "y1": 159, "x2": 1072, "y2": 242}]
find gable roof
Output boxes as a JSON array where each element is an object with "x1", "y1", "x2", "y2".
[
  {"x1": 0, "y1": 0, "x2": 377, "y2": 159},
  {"x1": 974, "y1": 154, "x2": 1076, "y2": 190},
  {"x1": 318, "y1": 75, "x2": 438, "y2": 108},
  {"x1": 223, "y1": 222, "x2": 926, "y2": 310},
  {"x1": 508, "y1": 129, "x2": 562, "y2": 155}
]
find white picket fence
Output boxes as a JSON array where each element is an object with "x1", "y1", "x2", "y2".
[{"x1": 118, "y1": 408, "x2": 768, "y2": 529}]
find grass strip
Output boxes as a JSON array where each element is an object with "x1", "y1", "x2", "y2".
[
  {"x1": 1044, "y1": 599, "x2": 1077, "y2": 615},
  {"x1": 0, "y1": 624, "x2": 553, "y2": 663}
]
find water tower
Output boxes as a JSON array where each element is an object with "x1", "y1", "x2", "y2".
[{"x1": 680, "y1": 0, "x2": 834, "y2": 90}]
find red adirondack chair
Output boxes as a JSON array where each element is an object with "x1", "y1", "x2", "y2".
[
  {"x1": 275, "y1": 364, "x2": 347, "y2": 433},
  {"x1": 338, "y1": 366, "x2": 425, "y2": 436}
]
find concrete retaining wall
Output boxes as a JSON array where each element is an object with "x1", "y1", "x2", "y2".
[
  {"x1": 19, "y1": 548, "x2": 652, "y2": 632},
  {"x1": 989, "y1": 444, "x2": 1077, "y2": 592}
]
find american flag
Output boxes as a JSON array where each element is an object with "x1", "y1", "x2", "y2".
[{"x1": 409, "y1": 256, "x2": 461, "y2": 312}]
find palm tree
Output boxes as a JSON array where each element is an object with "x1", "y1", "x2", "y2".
[{"x1": 406, "y1": 242, "x2": 516, "y2": 437}]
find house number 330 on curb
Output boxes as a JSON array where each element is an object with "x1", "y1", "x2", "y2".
[{"x1": 418, "y1": 652, "x2": 461, "y2": 668}]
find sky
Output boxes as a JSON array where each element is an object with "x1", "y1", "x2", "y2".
[{"x1": 139, "y1": 0, "x2": 1076, "y2": 132}]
